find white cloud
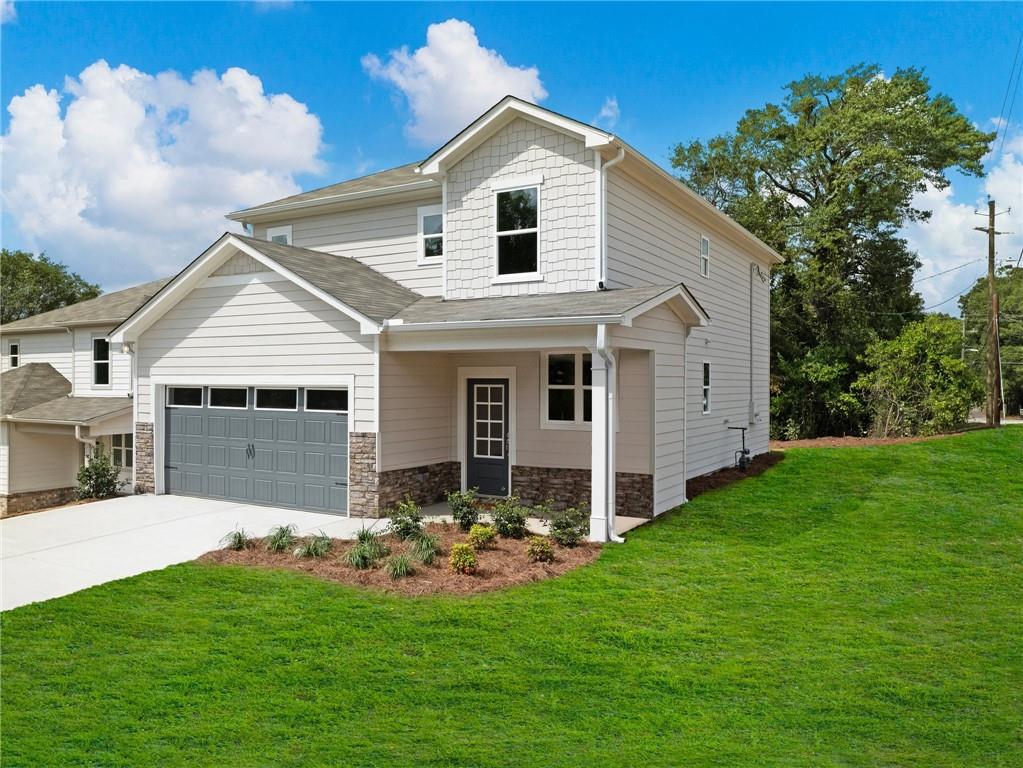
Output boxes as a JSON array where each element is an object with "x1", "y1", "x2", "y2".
[
  {"x1": 1, "y1": 1, "x2": 15, "y2": 23},
  {"x1": 595, "y1": 97, "x2": 619, "y2": 129},
  {"x1": 903, "y1": 124, "x2": 1023, "y2": 312},
  {"x1": 362, "y1": 18, "x2": 547, "y2": 146},
  {"x1": 1, "y1": 60, "x2": 324, "y2": 288}
]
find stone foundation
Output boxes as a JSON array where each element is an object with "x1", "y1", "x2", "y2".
[
  {"x1": 511, "y1": 466, "x2": 654, "y2": 518},
  {"x1": 0, "y1": 487, "x2": 78, "y2": 518},
  {"x1": 378, "y1": 461, "x2": 461, "y2": 513},
  {"x1": 134, "y1": 422, "x2": 154, "y2": 494},
  {"x1": 349, "y1": 432, "x2": 381, "y2": 517}
]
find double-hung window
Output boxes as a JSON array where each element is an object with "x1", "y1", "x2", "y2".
[
  {"x1": 702, "y1": 362, "x2": 712, "y2": 414},
  {"x1": 417, "y1": 205, "x2": 443, "y2": 264},
  {"x1": 543, "y1": 352, "x2": 593, "y2": 427},
  {"x1": 495, "y1": 185, "x2": 539, "y2": 277},
  {"x1": 8, "y1": 340, "x2": 19, "y2": 368},
  {"x1": 92, "y1": 337, "x2": 110, "y2": 386},
  {"x1": 111, "y1": 434, "x2": 133, "y2": 468},
  {"x1": 700, "y1": 236, "x2": 710, "y2": 277}
]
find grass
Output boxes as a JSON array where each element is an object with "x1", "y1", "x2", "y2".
[{"x1": 2, "y1": 429, "x2": 1021, "y2": 767}]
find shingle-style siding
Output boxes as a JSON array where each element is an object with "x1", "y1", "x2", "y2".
[
  {"x1": 253, "y1": 197, "x2": 443, "y2": 297},
  {"x1": 606, "y1": 167, "x2": 771, "y2": 477},
  {"x1": 211, "y1": 253, "x2": 270, "y2": 277},
  {"x1": 135, "y1": 277, "x2": 377, "y2": 432},
  {"x1": 444, "y1": 118, "x2": 596, "y2": 299}
]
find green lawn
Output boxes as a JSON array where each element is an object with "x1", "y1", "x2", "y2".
[{"x1": 2, "y1": 430, "x2": 1021, "y2": 767}]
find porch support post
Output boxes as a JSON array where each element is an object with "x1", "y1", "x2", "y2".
[{"x1": 589, "y1": 325, "x2": 619, "y2": 543}]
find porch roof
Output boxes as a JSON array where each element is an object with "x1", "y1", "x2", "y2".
[{"x1": 6, "y1": 395, "x2": 132, "y2": 426}]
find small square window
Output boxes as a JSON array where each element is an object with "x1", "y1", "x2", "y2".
[
  {"x1": 548, "y1": 389, "x2": 575, "y2": 422},
  {"x1": 548, "y1": 354, "x2": 575, "y2": 386}
]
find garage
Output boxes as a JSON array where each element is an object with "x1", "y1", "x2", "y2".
[{"x1": 165, "y1": 386, "x2": 348, "y2": 514}]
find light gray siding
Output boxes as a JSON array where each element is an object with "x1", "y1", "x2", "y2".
[
  {"x1": 2, "y1": 331, "x2": 72, "y2": 380},
  {"x1": 379, "y1": 351, "x2": 453, "y2": 471},
  {"x1": 7, "y1": 424, "x2": 80, "y2": 493},
  {"x1": 0, "y1": 327, "x2": 132, "y2": 397},
  {"x1": 606, "y1": 166, "x2": 771, "y2": 477}
]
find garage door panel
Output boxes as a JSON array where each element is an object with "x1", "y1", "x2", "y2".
[
  {"x1": 304, "y1": 451, "x2": 326, "y2": 478},
  {"x1": 252, "y1": 478, "x2": 273, "y2": 503},
  {"x1": 329, "y1": 486, "x2": 346, "y2": 512},
  {"x1": 208, "y1": 416, "x2": 228, "y2": 438},
  {"x1": 254, "y1": 418, "x2": 274, "y2": 441},
  {"x1": 228, "y1": 446, "x2": 248, "y2": 470},
  {"x1": 277, "y1": 450, "x2": 298, "y2": 474},
  {"x1": 253, "y1": 447, "x2": 273, "y2": 471},
  {"x1": 208, "y1": 474, "x2": 227, "y2": 497},
  {"x1": 330, "y1": 422, "x2": 347, "y2": 446},
  {"x1": 277, "y1": 419, "x2": 298, "y2": 442},
  {"x1": 208, "y1": 444, "x2": 228, "y2": 469},
  {"x1": 303, "y1": 420, "x2": 328, "y2": 445},
  {"x1": 184, "y1": 443, "x2": 203, "y2": 465},
  {"x1": 303, "y1": 484, "x2": 326, "y2": 509},
  {"x1": 329, "y1": 452, "x2": 346, "y2": 481},
  {"x1": 230, "y1": 475, "x2": 250, "y2": 500},
  {"x1": 184, "y1": 414, "x2": 203, "y2": 436},
  {"x1": 229, "y1": 416, "x2": 250, "y2": 439}
]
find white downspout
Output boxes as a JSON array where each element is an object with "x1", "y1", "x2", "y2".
[
  {"x1": 598, "y1": 146, "x2": 625, "y2": 288},
  {"x1": 75, "y1": 424, "x2": 96, "y2": 464},
  {"x1": 594, "y1": 323, "x2": 625, "y2": 543}
]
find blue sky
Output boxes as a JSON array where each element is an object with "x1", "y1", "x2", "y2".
[{"x1": 2, "y1": 2, "x2": 1021, "y2": 308}]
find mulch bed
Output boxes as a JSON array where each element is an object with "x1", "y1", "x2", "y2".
[
  {"x1": 771, "y1": 425, "x2": 991, "y2": 450},
  {"x1": 686, "y1": 451, "x2": 785, "y2": 500},
  {"x1": 198, "y1": 522, "x2": 601, "y2": 597}
]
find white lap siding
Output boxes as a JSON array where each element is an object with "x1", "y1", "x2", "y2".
[
  {"x1": 606, "y1": 167, "x2": 771, "y2": 477},
  {"x1": 135, "y1": 277, "x2": 377, "y2": 431},
  {"x1": 1, "y1": 331, "x2": 72, "y2": 380}
]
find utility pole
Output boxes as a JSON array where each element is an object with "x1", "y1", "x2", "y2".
[{"x1": 974, "y1": 199, "x2": 1011, "y2": 426}]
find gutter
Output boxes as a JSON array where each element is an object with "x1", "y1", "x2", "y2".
[
  {"x1": 382, "y1": 314, "x2": 624, "y2": 332},
  {"x1": 594, "y1": 323, "x2": 625, "y2": 544},
  {"x1": 225, "y1": 179, "x2": 440, "y2": 221},
  {"x1": 75, "y1": 424, "x2": 97, "y2": 462}
]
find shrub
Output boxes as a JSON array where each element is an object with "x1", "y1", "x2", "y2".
[
  {"x1": 466, "y1": 523, "x2": 497, "y2": 551},
  {"x1": 492, "y1": 495, "x2": 529, "y2": 539},
  {"x1": 265, "y1": 524, "x2": 297, "y2": 553},
  {"x1": 386, "y1": 553, "x2": 415, "y2": 580},
  {"x1": 356, "y1": 528, "x2": 389, "y2": 560},
  {"x1": 548, "y1": 504, "x2": 589, "y2": 547},
  {"x1": 220, "y1": 528, "x2": 253, "y2": 551},
  {"x1": 387, "y1": 497, "x2": 424, "y2": 540},
  {"x1": 449, "y1": 543, "x2": 478, "y2": 575},
  {"x1": 342, "y1": 542, "x2": 377, "y2": 570},
  {"x1": 526, "y1": 536, "x2": 555, "y2": 563},
  {"x1": 447, "y1": 488, "x2": 480, "y2": 531},
  {"x1": 408, "y1": 533, "x2": 439, "y2": 565},
  {"x1": 76, "y1": 445, "x2": 126, "y2": 500},
  {"x1": 294, "y1": 531, "x2": 332, "y2": 558}
]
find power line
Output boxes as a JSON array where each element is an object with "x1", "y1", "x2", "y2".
[
  {"x1": 996, "y1": 30, "x2": 1023, "y2": 158},
  {"x1": 912, "y1": 258, "x2": 984, "y2": 284}
]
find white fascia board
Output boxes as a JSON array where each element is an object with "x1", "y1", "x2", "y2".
[
  {"x1": 225, "y1": 180, "x2": 439, "y2": 222},
  {"x1": 621, "y1": 286, "x2": 710, "y2": 328},
  {"x1": 382, "y1": 314, "x2": 622, "y2": 332}
]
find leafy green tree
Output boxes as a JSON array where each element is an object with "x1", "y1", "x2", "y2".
[
  {"x1": 1, "y1": 249, "x2": 101, "y2": 324},
  {"x1": 854, "y1": 315, "x2": 983, "y2": 436},
  {"x1": 959, "y1": 266, "x2": 1023, "y2": 416},
  {"x1": 672, "y1": 64, "x2": 993, "y2": 437}
]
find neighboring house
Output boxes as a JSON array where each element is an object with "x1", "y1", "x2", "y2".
[
  {"x1": 7, "y1": 97, "x2": 781, "y2": 540},
  {"x1": 0, "y1": 280, "x2": 169, "y2": 516}
]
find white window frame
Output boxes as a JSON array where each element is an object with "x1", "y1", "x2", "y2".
[
  {"x1": 304, "y1": 388, "x2": 349, "y2": 414},
  {"x1": 492, "y1": 176, "x2": 543, "y2": 284},
  {"x1": 8, "y1": 339, "x2": 19, "y2": 368},
  {"x1": 417, "y1": 204, "x2": 444, "y2": 266},
  {"x1": 700, "y1": 236, "x2": 710, "y2": 278},
  {"x1": 255, "y1": 387, "x2": 299, "y2": 412},
  {"x1": 166, "y1": 386, "x2": 204, "y2": 408},
  {"x1": 702, "y1": 361, "x2": 712, "y2": 414},
  {"x1": 266, "y1": 225, "x2": 293, "y2": 245},
  {"x1": 91, "y1": 335, "x2": 111, "y2": 388},
  {"x1": 540, "y1": 351, "x2": 594, "y2": 430},
  {"x1": 208, "y1": 387, "x2": 249, "y2": 410},
  {"x1": 111, "y1": 433, "x2": 133, "y2": 468}
]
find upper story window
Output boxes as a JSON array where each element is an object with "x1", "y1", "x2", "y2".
[
  {"x1": 417, "y1": 205, "x2": 443, "y2": 265},
  {"x1": 495, "y1": 185, "x2": 539, "y2": 278},
  {"x1": 542, "y1": 351, "x2": 592, "y2": 428},
  {"x1": 702, "y1": 362, "x2": 712, "y2": 414},
  {"x1": 267, "y1": 225, "x2": 292, "y2": 245},
  {"x1": 700, "y1": 236, "x2": 710, "y2": 278},
  {"x1": 8, "y1": 340, "x2": 19, "y2": 368},
  {"x1": 92, "y1": 337, "x2": 110, "y2": 386}
]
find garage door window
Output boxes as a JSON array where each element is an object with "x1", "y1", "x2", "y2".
[
  {"x1": 210, "y1": 387, "x2": 248, "y2": 409},
  {"x1": 168, "y1": 387, "x2": 203, "y2": 407},
  {"x1": 256, "y1": 388, "x2": 298, "y2": 410},
  {"x1": 305, "y1": 389, "x2": 348, "y2": 413}
]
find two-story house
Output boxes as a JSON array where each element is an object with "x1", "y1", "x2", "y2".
[
  {"x1": 5, "y1": 97, "x2": 781, "y2": 541},
  {"x1": 0, "y1": 280, "x2": 169, "y2": 515}
]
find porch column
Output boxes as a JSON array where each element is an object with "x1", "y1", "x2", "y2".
[{"x1": 589, "y1": 331, "x2": 618, "y2": 543}]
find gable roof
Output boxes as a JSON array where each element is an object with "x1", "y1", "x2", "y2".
[
  {"x1": 1, "y1": 278, "x2": 172, "y2": 334},
  {"x1": 1, "y1": 363, "x2": 72, "y2": 415}
]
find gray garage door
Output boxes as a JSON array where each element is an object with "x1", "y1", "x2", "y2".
[{"x1": 165, "y1": 386, "x2": 348, "y2": 514}]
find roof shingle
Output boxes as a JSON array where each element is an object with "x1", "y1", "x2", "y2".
[
  {"x1": 1, "y1": 278, "x2": 172, "y2": 333},
  {"x1": 0, "y1": 363, "x2": 72, "y2": 415}
]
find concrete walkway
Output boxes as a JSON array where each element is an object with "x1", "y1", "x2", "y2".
[{"x1": 1, "y1": 495, "x2": 386, "y2": 611}]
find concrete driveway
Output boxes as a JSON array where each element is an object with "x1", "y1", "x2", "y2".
[{"x1": 1, "y1": 495, "x2": 387, "y2": 611}]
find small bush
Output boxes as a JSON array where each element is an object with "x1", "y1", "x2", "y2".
[
  {"x1": 265, "y1": 524, "x2": 298, "y2": 553},
  {"x1": 386, "y1": 553, "x2": 415, "y2": 580},
  {"x1": 342, "y1": 542, "x2": 378, "y2": 570},
  {"x1": 356, "y1": 528, "x2": 389, "y2": 560},
  {"x1": 466, "y1": 523, "x2": 497, "y2": 551},
  {"x1": 548, "y1": 504, "x2": 589, "y2": 548},
  {"x1": 492, "y1": 495, "x2": 529, "y2": 539},
  {"x1": 408, "y1": 533, "x2": 439, "y2": 565},
  {"x1": 447, "y1": 488, "x2": 480, "y2": 531},
  {"x1": 294, "y1": 531, "x2": 332, "y2": 558},
  {"x1": 76, "y1": 445, "x2": 126, "y2": 500},
  {"x1": 449, "y1": 543, "x2": 478, "y2": 575},
  {"x1": 526, "y1": 536, "x2": 555, "y2": 563},
  {"x1": 387, "y1": 497, "x2": 424, "y2": 540},
  {"x1": 220, "y1": 528, "x2": 253, "y2": 551}
]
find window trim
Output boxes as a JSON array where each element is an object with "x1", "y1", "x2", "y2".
[
  {"x1": 166, "y1": 386, "x2": 204, "y2": 409},
  {"x1": 493, "y1": 182, "x2": 542, "y2": 283},
  {"x1": 266, "y1": 225, "x2": 293, "y2": 245},
  {"x1": 8, "y1": 339, "x2": 19, "y2": 368},
  {"x1": 304, "y1": 388, "x2": 349, "y2": 413},
  {"x1": 209, "y1": 387, "x2": 249, "y2": 410},
  {"x1": 417, "y1": 204, "x2": 444, "y2": 266},
  {"x1": 540, "y1": 351, "x2": 594, "y2": 431},
  {"x1": 91, "y1": 335, "x2": 111, "y2": 388},
  {"x1": 111, "y1": 433, "x2": 133, "y2": 468},
  {"x1": 254, "y1": 387, "x2": 299, "y2": 412},
  {"x1": 702, "y1": 361, "x2": 712, "y2": 414},
  {"x1": 700, "y1": 236, "x2": 710, "y2": 278}
]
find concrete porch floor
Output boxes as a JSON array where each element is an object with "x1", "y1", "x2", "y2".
[{"x1": 421, "y1": 502, "x2": 649, "y2": 536}]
